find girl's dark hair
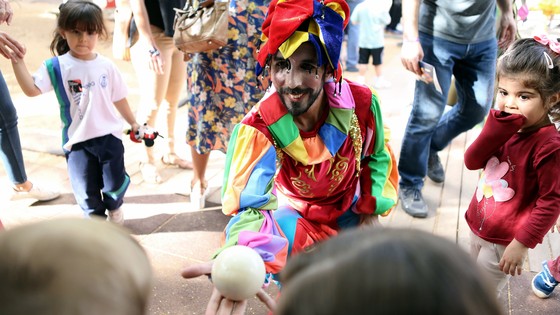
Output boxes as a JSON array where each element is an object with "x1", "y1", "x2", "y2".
[
  {"x1": 497, "y1": 37, "x2": 560, "y2": 123},
  {"x1": 50, "y1": 0, "x2": 108, "y2": 56}
]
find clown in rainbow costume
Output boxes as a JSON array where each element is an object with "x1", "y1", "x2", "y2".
[{"x1": 203, "y1": 0, "x2": 398, "y2": 282}]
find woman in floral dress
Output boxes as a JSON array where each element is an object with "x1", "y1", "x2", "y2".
[{"x1": 185, "y1": 0, "x2": 267, "y2": 209}]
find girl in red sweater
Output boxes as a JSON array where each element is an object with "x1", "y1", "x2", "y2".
[{"x1": 464, "y1": 35, "x2": 560, "y2": 295}]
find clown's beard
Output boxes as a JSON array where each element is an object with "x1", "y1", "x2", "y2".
[{"x1": 277, "y1": 87, "x2": 323, "y2": 117}]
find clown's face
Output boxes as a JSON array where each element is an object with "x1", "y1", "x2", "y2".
[{"x1": 271, "y1": 42, "x2": 327, "y2": 117}]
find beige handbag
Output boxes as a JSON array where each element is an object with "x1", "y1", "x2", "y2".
[
  {"x1": 173, "y1": 0, "x2": 229, "y2": 54},
  {"x1": 112, "y1": 0, "x2": 138, "y2": 61}
]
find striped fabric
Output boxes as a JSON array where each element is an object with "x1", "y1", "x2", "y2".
[{"x1": 45, "y1": 57, "x2": 72, "y2": 151}]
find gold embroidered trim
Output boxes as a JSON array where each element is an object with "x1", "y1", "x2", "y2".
[{"x1": 349, "y1": 113, "x2": 362, "y2": 177}]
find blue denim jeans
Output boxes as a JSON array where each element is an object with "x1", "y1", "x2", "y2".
[
  {"x1": 345, "y1": 0, "x2": 364, "y2": 69},
  {"x1": 398, "y1": 32, "x2": 497, "y2": 189},
  {"x1": 0, "y1": 71, "x2": 27, "y2": 185}
]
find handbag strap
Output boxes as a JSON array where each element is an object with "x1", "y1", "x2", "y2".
[
  {"x1": 174, "y1": 0, "x2": 219, "y2": 19},
  {"x1": 187, "y1": 0, "x2": 215, "y2": 10},
  {"x1": 198, "y1": 0, "x2": 215, "y2": 8}
]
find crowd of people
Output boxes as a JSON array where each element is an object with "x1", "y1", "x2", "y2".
[{"x1": 1, "y1": 0, "x2": 559, "y2": 313}]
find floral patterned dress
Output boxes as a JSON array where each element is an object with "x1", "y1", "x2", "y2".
[{"x1": 185, "y1": 0, "x2": 266, "y2": 154}]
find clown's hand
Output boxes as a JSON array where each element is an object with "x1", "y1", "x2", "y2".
[{"x1": 181, "y1": 261, "x2": 276, "y2": 315}]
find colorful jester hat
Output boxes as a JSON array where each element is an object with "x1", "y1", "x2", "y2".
[{"x1": 256, "y1": 0, "x2": 350, "y2": 82}]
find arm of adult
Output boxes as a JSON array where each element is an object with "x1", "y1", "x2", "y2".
[
  {"x1": 181, "y1": 121, "x2": 287, "y2": 313},
  {"x1": 354, "y1": 89, "x2": 398, "y2": 222},
  {"x1": 0, "y1": 0, "x2": 13, "y2": 25},
  {"x1": 181, "y1": 261, "x2": 276, "y2": 315},
  {"x1": 496, "y1": 0, "x2": 517, "y2": 50},
  {"x1": 219, "y1": 122, "x2": 289, "y2": 272},
  {"x1": 128, "y1": 0, "x2": 164, "y2": 74},
  {"x1": 0, "y1": 31, "x2": 24, "y2": 60},
  {"x1": 400, "y1": 0, "x2": 423, "y2": 76}
]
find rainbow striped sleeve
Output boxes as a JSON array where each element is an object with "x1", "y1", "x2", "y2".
[
  {"x1": 218, "y1": 123, "x2": 289, "y2": 274},
  {"x1": 357, "y1": 92, "x2": 398, "y2": 215}
]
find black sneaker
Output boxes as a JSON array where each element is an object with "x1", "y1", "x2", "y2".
[
  {"x1": 398, "y1": 187, "x2": 428, "y2": 218},
  {"x1": 427, "y1": 151, "x2": 445, "y2": 183}
]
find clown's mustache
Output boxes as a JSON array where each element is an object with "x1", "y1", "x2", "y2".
[{"x1": 278, "y1": 87, "x2": 312, "y2": 95}]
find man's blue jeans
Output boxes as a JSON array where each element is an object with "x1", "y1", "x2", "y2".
[
  {"x1": 345, "y1": 0, "x2": 363, "y2": 69},
  {"x1": 0, "y1": 71, "x2": 27, "y2": 185},
  {"x1": 398, "y1": 32, "x2": 497, "y2": 190}
]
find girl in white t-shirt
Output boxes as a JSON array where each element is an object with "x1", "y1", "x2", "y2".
[{"x1": 9, "y1": 0, "x2": 140, "y2": 224}]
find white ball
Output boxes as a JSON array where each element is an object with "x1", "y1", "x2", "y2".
[{"x1": 211, "y1": 245, "x2": 266, "y2": 301}]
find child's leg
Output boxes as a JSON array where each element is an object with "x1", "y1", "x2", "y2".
[
  {"x1": 372, "y1": 47, "x2": 390, "y2": 88},
  {"x1": 357, "y1": 64, "x2": 368, "y2": 83},
  {"x1": 548, "y1": 257, "x2": 560, "y2": 282},
  {"x1": 373, "y1": 64, "x2": 383, "y2": 78},
  {"x1": 469, "y1": 231, "x2": 509, "y2": 294},
  {"x1": 98, "y1": 135, "x2": 129, "y2": 211},
  {"x1": 356, "y1": 48, "x2": 369, "y2": 85},
  {"x1": 66, "y1": 142, "x2": 105, "y2": 218},
  {"x1": 372, "y1": 47, "x2": 384, "y2": 78}
]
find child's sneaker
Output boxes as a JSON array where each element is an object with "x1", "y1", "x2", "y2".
[
  {"x1": 107, "y1": 208, "x2": 124, "y2": 225},
  {"x1": 532, "y1": 260, "x2": 559, "y2": 298},
  {"x1": 373, "y1": 77, "x2": 392, "y2": 89}
]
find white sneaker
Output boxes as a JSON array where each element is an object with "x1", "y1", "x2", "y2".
[
  {"x1": 11, "y1": 184, "x2": 60, "y2": 201},
  {"x1": 374, "y1": 78, "x2": 392, "y2": 89},
  {"x1": 107, "y1": 208, "x2": 124, "y2": 225},
  {"x1": 356, "y1": 75, "x2": 366, "y2": 85}
]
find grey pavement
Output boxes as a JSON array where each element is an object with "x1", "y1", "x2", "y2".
[{"x1": 1, "y1": 1, "x2": 560, "y2": 314}]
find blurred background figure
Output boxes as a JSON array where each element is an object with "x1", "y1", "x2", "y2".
[
  {"x1": 344, "y1": 0, "x2": 364, "y2": 72},
  {"x1": 538, "y1": 0, "x2": 560, "y2": 28},
  {"x1": 385, "y1": 0, "x2": 402, "y2": 35},
  {"x1": 351, "y1": 0, "x2": 392, "y2": 89}
]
